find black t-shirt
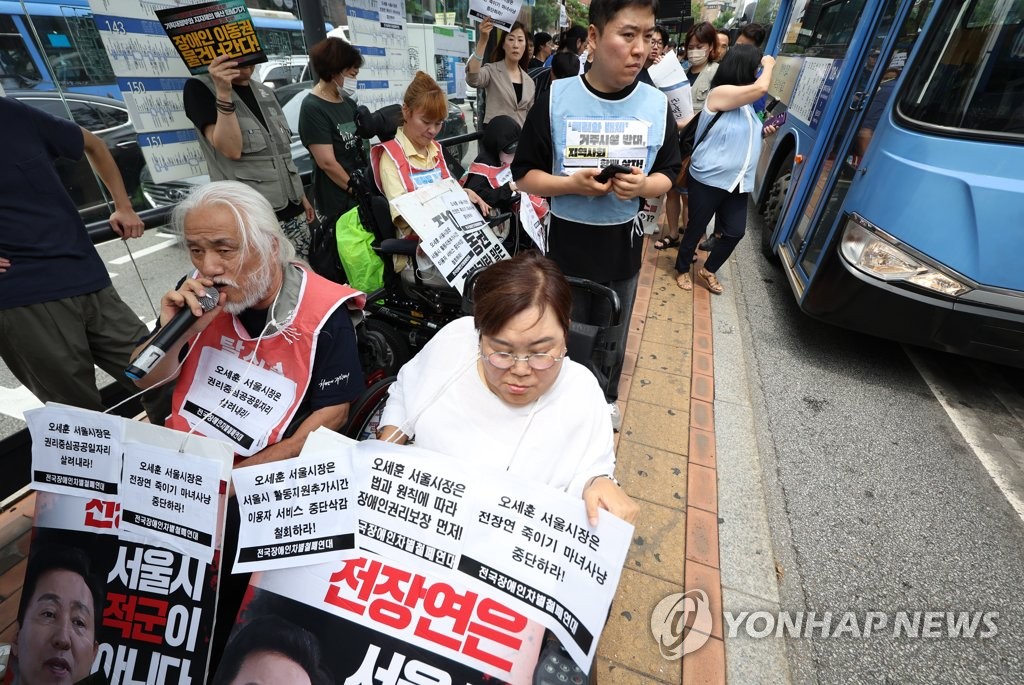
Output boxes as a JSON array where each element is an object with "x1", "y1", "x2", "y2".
[
  {"x1": 511, "y1": 76, "x2": 680, "y2": 282},
  {"x1": 0, "y1": 97, "x2": 109, "y2": 309},
  {"x1": 183, "y1": 79, "x2": 303, "y2": 221},
  {"x1": 297, "y1": 94, "x2": 369, "y2": 219}
]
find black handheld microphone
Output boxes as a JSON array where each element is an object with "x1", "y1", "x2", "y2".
[{"x1": 125, "y1": 290, "x2": 220, "y2": 380}]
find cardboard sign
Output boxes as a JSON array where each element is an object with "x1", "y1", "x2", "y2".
[
  {"x1": 389, "y1": 178, "x2": 510, "y2": 294},
  {"x1": 25, "y1": 403, "x2": 124, "y2": 498},
  {"x1": 349, "y1": 441, "x2": 633, "y2": 671},
  {"x1": 232, "y1": 430, "x2": 359, "y2": 573},
  {"x1": 647, "y1": 53, "x2": 695, "y2": 126},
  {"x1": 156, "y1": 0, "x2": 266, "y2": 75},
  {"x1": 468, "y1": 0, "x2": 524, "y2": 32}
]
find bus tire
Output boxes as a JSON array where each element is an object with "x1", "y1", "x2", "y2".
[
  {"x1": 362, "y1": 318, "x2": 410, "y2": 378},
  {"x1": 761, "y1": 157, "x2": 793, "y2": 262}
]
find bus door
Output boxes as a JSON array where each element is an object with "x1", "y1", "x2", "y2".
[{"x1": 785, "y1": 0, "x2": 937, "y2": 279}]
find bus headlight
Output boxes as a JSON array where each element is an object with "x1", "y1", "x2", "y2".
[{"x1": 840, "y1": 218, "x2": 971, "y2": 297}]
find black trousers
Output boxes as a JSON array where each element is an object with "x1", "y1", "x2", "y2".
[{"x1": 674, "y1": 176, "x2": 750, "y2": 274}]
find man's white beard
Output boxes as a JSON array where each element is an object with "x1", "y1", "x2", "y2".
[{"x1": 216, "y1": 263, "x2": 273, "y2": 315}]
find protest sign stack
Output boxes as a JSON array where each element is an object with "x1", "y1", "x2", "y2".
[
  {"x1": 12, "y1": 404, "x2": 233, "y2": 685},
  {"x1": 219, "y1": 430, "x2": 635, "y2": 684},
  {"x1": 15, "y1": 406, "x2": 634, "y2": 684}
]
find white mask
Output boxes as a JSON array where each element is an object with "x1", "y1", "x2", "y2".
[
  {"x1": 336, "y1": 76, "x2": 357, "y2": 98},
  {"x1": 688, "y1": 48, "x2": 708, "y2": 66},
  {"x1": 499, "y1": 151, "x2": 515, "y2": 166}
]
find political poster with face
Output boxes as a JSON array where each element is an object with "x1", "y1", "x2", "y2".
[{"x1": 10, "y1": 408, "x2": 233, "y2": 685}]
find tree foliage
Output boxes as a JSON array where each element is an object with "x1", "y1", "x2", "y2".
[
  {"x1": 713, "y1": 8, "x2": 734, "y2": 27},
  {"x1": 532, "y1": 0, "x2": 560, "y2": 32}
]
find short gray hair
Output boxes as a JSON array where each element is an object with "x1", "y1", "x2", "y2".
[{"x1": 171, "y1": 181, "x2": 296, "y2": 268}]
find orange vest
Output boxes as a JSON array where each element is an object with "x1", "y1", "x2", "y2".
[
  {"x1": 167, "y1": 265, "x2": 363, "y2": 457},
  {"x1": 370, "y1": 137, "x2": 451, "y2": 194}
]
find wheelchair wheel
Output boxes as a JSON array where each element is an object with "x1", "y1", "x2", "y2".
[
  {"x1": 362, "y1": 318, "x2": 410, "y2": 377},
  {"x1": 343, "y1": 376, "x2": 395, "y2": 441}
]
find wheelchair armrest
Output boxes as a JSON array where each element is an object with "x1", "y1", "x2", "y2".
[{"x1": 377, "y1": 238, "x2": 418, "y2": 257}]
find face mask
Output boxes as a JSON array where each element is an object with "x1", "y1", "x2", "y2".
[
  {"x1": 499, "y1": 151, "x2": 515, "y2": 166},
  {"x1": 689, "y1": 48, "x2": 708, "y2": 66},
  {"x1": 336, "y1": 77, "x2": 357, "y2": 98}
]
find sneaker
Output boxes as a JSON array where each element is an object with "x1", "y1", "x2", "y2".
[{"x1": 609, "y1": 403, "x2": 622, "y2": 432}]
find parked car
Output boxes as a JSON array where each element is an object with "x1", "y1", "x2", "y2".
[
  {"x1": 143, "y1": 81, "x2": 469, "y2": 209},
  {"x1": 252, "y1": 56, "x2": 309, "y2": 89},
  {"x1": 8, "y1": 90, "x2": 147, "y2": 222}
]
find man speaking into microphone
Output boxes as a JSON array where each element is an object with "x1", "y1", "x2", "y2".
[
  {"x1": 130, "y1": 180, "x2": 364, "y2": 466},
  {"x1": 129, "y1": 181, "x2": 364, "y2": 666}
]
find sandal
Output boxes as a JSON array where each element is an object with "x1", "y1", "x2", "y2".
[
  {"x1": 698, "y1": 267, "x2": 723, "y2": 294},
  {"x1": 676, "y1": 273, "x2": 693, "y2": 291},
  {"x1": 654, "y1": 235, "x2": 680, "y2": 250},
  {"x1": 699, "y1": 234, "x2": 718, "y2": 252}
]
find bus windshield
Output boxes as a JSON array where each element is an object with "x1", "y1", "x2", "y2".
[
  {"x1": 897, "y1": 0, "x2": 1024, "y2": 139},
  {"x1": 780, "y1": 0, "x2": 871, "y2": 57}
]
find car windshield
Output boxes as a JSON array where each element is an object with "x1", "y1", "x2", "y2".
[{"x1": 896, "y1": 0, "x2": 1024, "y2": 139}]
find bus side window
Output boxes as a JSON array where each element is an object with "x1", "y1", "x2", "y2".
[{"x1": 0, "y1": 18, "x2": 43, "y2": 88}]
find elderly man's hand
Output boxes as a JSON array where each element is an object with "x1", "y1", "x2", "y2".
[
  {"x1": 0, "y1": 256, "x2": 10, "y2": 273},
  {"x1": 583, "y1": 476, "x2": 640, "y2": 527},
  {"x1": 159, "y1": 278, "x2": 225, "y2": 329}
]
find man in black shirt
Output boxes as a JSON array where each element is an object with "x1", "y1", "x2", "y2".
[
  {"x1": 183, "y1": 54, "x2": 314, "y2": 258},
  {"x1": 512, "y1": 0, "x2": 680, "y2": 430}
]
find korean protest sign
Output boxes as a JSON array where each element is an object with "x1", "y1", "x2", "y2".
[
  {"x1": 561, "y1": 117, "x2": 653, "y2": 174},
  {"x1": 232, "y1": 429, "x2": 359, "y2": 573},
  {"x1": 389, "y1": 178, "x2": 510, "y2": 294},
  {"x1": 25, "y1": 403, "x2": 123, "y2": 498},
  {"x1": 213, "y1": 556, "x2": 545, "y2": 684},
  {"x1": 156, "y1": 0, "x2": 266, "y2": 75},
  {"x1": 16, "y1": 406, "x2": 233, "y2": 685},
  {"x1": 647, "y1": 53, "x2": 695, "y2": 127},
  {"x1": 350, "y1": 440, "x2": 634, "y2": 672},
  {"x1": 518, "y1": 194, "x2": 548, "y2": 253},
  {"x1": 638, "y1": 196, "x2": 662, "y2": 235},
  {"x1": 468, "y1": 0, "x2": 524, "y2": 32}
]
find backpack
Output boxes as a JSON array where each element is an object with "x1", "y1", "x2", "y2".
[{"x1": 308, "y1": 213, "x2": 347, "y2": 285}]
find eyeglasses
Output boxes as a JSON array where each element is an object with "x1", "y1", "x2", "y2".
[
  {"x1": 650, "y1": 39, "x2": 664, "y2": 46},
  {"x1": 480, "y1": 348, "x2": 567, "y2": 370}
]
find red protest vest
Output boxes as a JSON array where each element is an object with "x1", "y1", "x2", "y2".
[
  {"x1": 167, "y1": 265, "x2": 363, "y2": 457},
  {"x1": 462, "y1": 161, "x2": 506, "y2": 188},
  {"x1": 370, "y1": 137, "x2": 451, "y2": 194}
]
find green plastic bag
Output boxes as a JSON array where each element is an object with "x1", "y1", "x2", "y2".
[{"x1": 334, "y1": 206, "x2": 384, "y2": 294}]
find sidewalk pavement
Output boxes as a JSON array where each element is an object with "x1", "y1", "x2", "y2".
[{"x1": 595, "y1": 235, "x2": 790, "y2": 684}]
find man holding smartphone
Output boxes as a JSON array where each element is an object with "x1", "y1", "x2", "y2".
[{"x1": 512, "y1": 0, "x2": 680, "y2": 430}]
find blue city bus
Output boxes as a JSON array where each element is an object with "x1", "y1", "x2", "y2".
[
  {"x1": 0, "y1": 0, "x2": 324, "y2": 99},
  {"x1": 753, "y1": 0, "x2": 1024, "y2": 367}
]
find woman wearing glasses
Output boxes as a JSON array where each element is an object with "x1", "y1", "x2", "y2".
[{"x1": 378, "y1": 250, "x2": 639, "y2": 526}]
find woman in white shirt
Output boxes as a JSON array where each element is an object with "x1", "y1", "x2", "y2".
[{"x1": 379, "y1": 251, "x2": 639, "y2": 527}]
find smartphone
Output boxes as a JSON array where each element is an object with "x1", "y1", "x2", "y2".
[
  {"x1": 595, "y1": 163, "x2": 632, "y2": 183},
  {"x1": 762, "y1": 111, "x2": 787, "y2": 130}
]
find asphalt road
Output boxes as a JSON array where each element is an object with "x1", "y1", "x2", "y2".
[{"x1": 728, "y1": 212, "x2": 1024, "y2": 684}]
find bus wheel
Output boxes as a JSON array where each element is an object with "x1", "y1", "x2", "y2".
[
  {"x1": 362, "y1": 318, "x2": 410, "y2": 377},
  {"x1": 761, "y1": 157, "x2": 793, "y2": 262}
]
